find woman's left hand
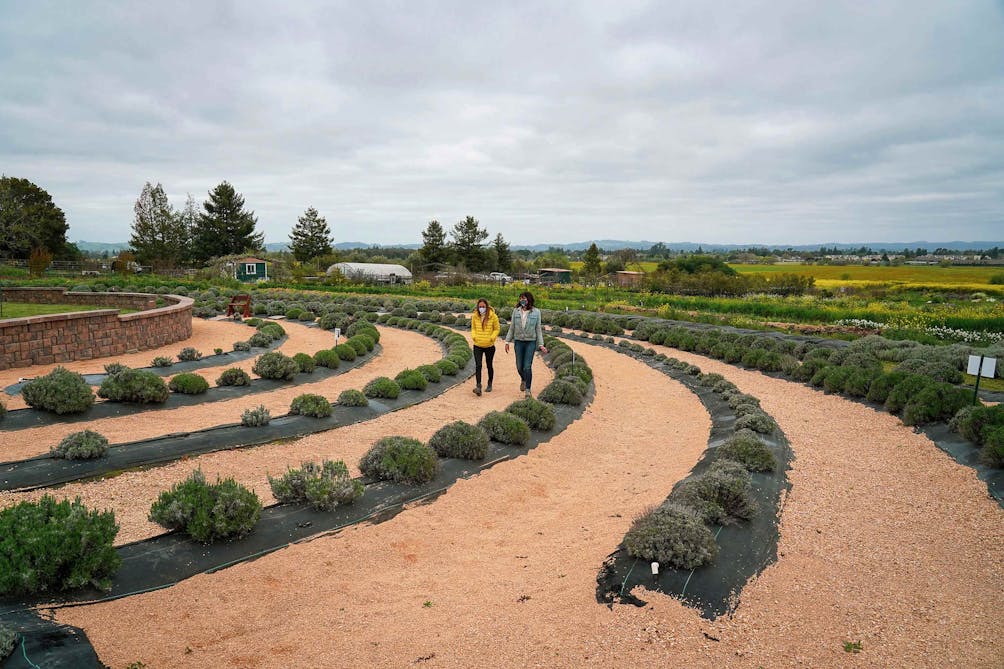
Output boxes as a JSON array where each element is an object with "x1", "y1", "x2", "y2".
[{"x1": 539, "y1": 346, "x2": 548, "y2": 354}]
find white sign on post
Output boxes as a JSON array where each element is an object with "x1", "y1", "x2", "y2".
[
  {"x1": 967, "y1": 355, "x2": 997, "y2": 378},
  {"x1": 333, "y1": 327, "x2": 341, "y2": 347}
]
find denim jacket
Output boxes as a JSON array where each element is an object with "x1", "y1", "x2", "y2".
[{"x1": 504, "y1": 307, "x2": 544, "y2": 347}]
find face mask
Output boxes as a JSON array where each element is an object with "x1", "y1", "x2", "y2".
[
  {"x1": 519, "y1": 299, "x2": 528, "y2": 308},
  {"x1": 478, "y1": 306, "x2": 486, "y2": 315}
]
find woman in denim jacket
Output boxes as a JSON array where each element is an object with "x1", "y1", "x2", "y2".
[{"x1": 504, "y1": 291, "x2": 548, "y2": 397}]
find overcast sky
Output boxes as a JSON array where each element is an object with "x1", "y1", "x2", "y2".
[{"x1": 2, "y1": 1, "x2": 1002, "y2": 247}]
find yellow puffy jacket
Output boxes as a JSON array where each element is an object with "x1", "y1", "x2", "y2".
[{"x1": 471, "y1": 308, "x2": 500, "y2": 348}]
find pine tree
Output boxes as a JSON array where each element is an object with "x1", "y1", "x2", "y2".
[
  {"x1": 418, "y1": 220, "x2": 450, "y2": 269},
  {"x1": 190, "y1": 182, "x2": 263, "y2": 262},
  {"x1": 289, "y1": 207, "x2": 333, "y2": 261},
  {"x1": 492, "y1": 233, "x2": 512, "y2": 273},
  {"x1": 177, "y1": 193, "x2": 198, "y2": 265},
  {"x1": 450, "y1": 216, "x2": 489, "y2": 272},
  {"x1": 582, "y1": 242, "x2": 602, "y2": 277},
  {"x1": 129, "y1": 182, "x2": 189, "y2": 269},
  {"x1": 0, "y1": 176, "x2": 70, "y2": 259}
]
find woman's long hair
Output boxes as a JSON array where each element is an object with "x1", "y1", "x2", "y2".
[
  {"x1": 517, "y1": 291, "x2": 535, "y2": 310},
  {"x1": 476, "y1": 297, "x2": 492, "y2": 328}
]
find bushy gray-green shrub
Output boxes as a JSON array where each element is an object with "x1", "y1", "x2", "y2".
[
  {"x1": 981, "y1": 427, "x2": 1004, "y2": 467},
  {"x1": 252, "y1": 351, "x2": 299, "y2": 381},
  {"x1": 416, "y1": 364, "x2": 442, "y2": 383},
  {"x1": 735, "y1": 410, "x2": 775, "y2": 434},
  {"x1": 895, "y1": 357, "x2": 963, "y2": 384},
  {"x1": 865, "y1": 371, "x2": 909, "y2": 404},
  {"x1": 149, "y1": 470, "x2": 262, "y2": 543},
  {"x1": 557, "y1": 362, "x2": 592, "y2": 385},
  {"x1": 538, "y1": 379, "x2": 584, "y2": 406},
  {"x1": 478, "y1": 411, "x2": 531, "y2": 446},
  {"x1": 347, "y1": 336, "x2": 369, "y2": 356},
  {"x1": 717, "y1": 429, "x2": 776, "y2": 472},
  {"x1": 51, "y1": 430, "x2": 110, "y2": 460},
  {"x1": 216, "y1": 367, "x2": 251, "y2": 386},
  {"x1": 103, "y1": 362, "x2": 129, "y2": 375},
  {"x1": 843, "y1": 367, "x2": 881, "y2": 398},
  {"x1": 334, "y1": 343, "x2": 357, "y2": 361},
  {"x1": 289, "y1": 393, "x2": 332, "y2": 418},
  {"x1": 0, "y1": 625, "x2": 16, "y2": 661},
  {"x1": 169, "y1": 372, "x2": 209, "y2": 395},
  {"x1": 258, "y1": 322, "x2": 285, "y2": 340},
  {"x1": 0, "y1": 496, "x2": 121, "y2": 595},
  {"x1": 884, "y1": 374, "x2": 935, "y2": 414},
  {"x1": 233, "y1": 340, "x2": 252, "y2": 352},
  {"x1": 338, "y1": 389, "x2": 368, "y2": 407},
  {"x1": 505, "y1": 397, "x2": 557, "y2": 431},
  {"x1": 670, "y1": 461, "x2": 756, "y2": 525},
  {"x1": 21, "y1": 366, "x2": 95, "y2": 414},
  {"x1": 248, "y1": 331, "x2": 274, "y2": 348},
  {"x1": 950, "y1": 404, "x2": 1004, "y2": 445},
  {"x1": 98, "y1": 369, "x2": 169, "y2": 404},
  {"x1": 428, "y1": 421, "x2": 490, "y2": 460},
  {"x1": 151, "y1": 355, "x2": 173, "y2": 368},
  {"x1": 435, "y1": 358, "x2": 459, "y2": 376},
  {"x1": 364, "y1": 376, "x2": 401, "y2": 399},
  {"x1": 901, "y1": 383, "x2": 971, "y2": 426},
  {"x1": 352, "y1": 333, "x2": 376, "y2": 352},
  {"x1": 359, "y1": 436, "x2": 438, "y2": 484},
  {"x1": 313, "y1": 349, "x2": 341, "y2": 369},
  {"x1": 268, "y1": 460, "x2": 363, "y2": 511},
  {"x1": 241, "y1": 404, "x2": 271, "y2": 427},
  {"x1": 395, "y1": 368, "x2": 428, "y2": 391},
  {"x1": 177, "y1": 347, "x2": 203, "y2": 362},
  {"x1": 623, "y1": 503, "x2": 718, "y2": 569},
  {"x1": 292, "y1": 352, "x2": 316, "y2": 374}
]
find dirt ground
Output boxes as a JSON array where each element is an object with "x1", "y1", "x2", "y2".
[{"x1": 50, "y1": 337, "x2": 1004, "y2": 668}]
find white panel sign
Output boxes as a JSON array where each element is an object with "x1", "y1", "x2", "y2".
[
  {"x1": 333, "y1": 327, "x2": 341, "y2": 346},
  {"x1": 967, "y1": 355, "x2": 997, "y2": 378}
]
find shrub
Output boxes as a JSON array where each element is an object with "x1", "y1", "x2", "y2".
[
  {"x1": 843, "y1": 367, "x2": 880, "y2": 398},
  {"x1": 435, "y1": 358, "x2": 459, "y2": 376},
  {"x1": 51, "y1": 430, "x2": 109, "y2": 460},
  {"x1": 735, "y1": 410, "x2": 775, "y2": 434},
  {"x1": 253, "y1": 351, "x2": 299, "y2": 381},
  {"x1": 241, "y1": 404, "x2": 271, "y2": 427},
  {"x1": 98, "y1": 369, "x2": 169, "y2": 404},
  {"x1": 416, "y1": 364, "x2": 442, "y2": 383},
  {"x1": 151, "y1": 355, "x2": 173, "y2": 368},
  {"x1": 0, "y1": 625, "x2": 15, "y2": 661},
  {"x1": 670, "y1": 463, "x2": 756, "y2": 525},
  {"x1": 538, "y1": 379, "x2": 584, "y2": 406},
  {"x1": 334, "y1": 343, "x2": 357, "y2": 361},
  {"x1": 285, "y1": 308, "x2": 303, "y2": 320},
  {"x1": 269, "y1": 460, "x2": 363, "y2": 511},
  {"x1": 216, "y1": 367, "x2": 252, "y2": 386},
  {"x1": 292, "y1": 352, "x2": 316, "y2": 374},
  {"x1": 884, "y1": 374, "x2": 935, "y2": 414},
  {"x1": 359, "y1": 436, "x2": 438, "y2": 484},
  {"x1": 21, "y1": 366, "x2": 95, "y2": 414},
  {"x1": 338, "y1": 389, "x2": 368, "y2": 407},
  {"x1": 0, "y1": 496, "x2": 121, "y2": 596},
  {"x1": 149, "y1": 470, "x2": 261, "y2": 543},
  {"x1": 352, "y1": 333, "x2": 376, "y2": 352},
  {"x1": 505, "y1": 397, "x2": 557, "y2": 431},
  {"x1": 980, "y1": 427, "x2": 1004, "y2": 467},
  {"x1": 717, "y1": 429, "x2": 776, "y2": 472},
  {"x1": 258, "y1": 322, "x2": 285, "y2": 340},
  {"x1": 103, "y1": 362, "x2": 128, "y2": 375},
  {"x1": 289, "y1": 393, "x2": 333, "y2": 418},
  {"x1": 214, "y1": 347, "x2": 224, "y2": 355},
  {"x1": 623, "y1": 503, "x2": 718, "y2": 570},
  {"x1": 177, "y1": 347, "x2": 203, "y2": 362},
  {"x1": 248, "y1": 332, "x2": 274, "y2": 348},
  {"x1": 428, "y1": 421, "x2": 490, "y2": 460},
  {"x1": 364, "y1": 376, "x2": 401, "y2": 399},
  {"x1": 169, "y1": 372, "x2": 210, "y2": 395},
  {"x1": 820, "y1": 366, "x2": 854, "y2": 394},
  {"x1": 347, "y1": 336, "x2": 369, "y2": 356},
  {"x1": 557, "y1": 362, "x2": 592, "y2": 385},
  {"x1": 395, "y1": 368, "x2": 428, "y2": 391},
  {"x1": 312, "y1": 349, "x2": 341, "y2": 369},
  {"x1": 478, "y1": 411, "x2": 531, "y2": 446},
  {"x1": 865, "y1": 371, "x2": 909, "y2": 404},
  {"x1": 950, "y1": 404, "x2": 1004, "y2": 444},
  {"x1": 901, "y1": 383, "x2": 971, "y2": 426},
  {"x1": 233, "y1": 340, "x2": 252, "y2": 352}
]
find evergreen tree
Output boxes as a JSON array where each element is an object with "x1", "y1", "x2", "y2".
[
  {"x1": 418, "y1": 220, "x2": 450, "y2": 269},
  {"x1": 0, "y1": 176, "x2": 70, "y2": 259},
  {"x1": 190, "y1": 182, "x2": 263, "y2": 262},
  {"x1": 582, "y1": 242, "x2": 602, "y2": 277},
  {"x1": 450, "y1": 215, "x2": 489, "y2": 272},
  {"x1": 289, "y1": 206, "x2": 332, "y2": 261},
  {"x1": 177, "y1": 193, "x2": 199, "y2": 264},
  {"x1": 492, "y1": 233, "x2": 512, "y2": 272},
  {"x1": 129, "y1": 182, "x2": 189, "y2": 269}
]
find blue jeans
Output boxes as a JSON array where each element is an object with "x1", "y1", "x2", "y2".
[{"x1": 513, "y1": 340, "x2": 536, "y2": 391}]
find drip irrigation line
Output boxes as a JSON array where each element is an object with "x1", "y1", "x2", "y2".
[
  {"x1": 20, "y1": 637, "x2": 42, "y2": 669},
  {"x1": 618, "y1": 558, "x2": 639, "y2": 597}
]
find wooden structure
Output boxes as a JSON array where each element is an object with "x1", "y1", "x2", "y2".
[{"x1": 226, "y1": 294, "x2": 252, "y2": 319}]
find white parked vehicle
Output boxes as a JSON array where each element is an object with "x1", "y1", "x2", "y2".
[{"x1": 489, "y1": 272, "x2": 513, "y2": 282}]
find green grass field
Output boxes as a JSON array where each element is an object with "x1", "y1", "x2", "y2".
[{"x1": 0, "y1": 302, "x2": 122, "y2": 319}]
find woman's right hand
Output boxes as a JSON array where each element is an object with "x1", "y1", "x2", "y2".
[{"x1": 504, "y1": 343, "x2": 510, "y2": 354}]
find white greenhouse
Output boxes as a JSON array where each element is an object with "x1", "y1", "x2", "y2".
[{"x1": 327, "y1": 262, "x2": 413, "y2": 284}]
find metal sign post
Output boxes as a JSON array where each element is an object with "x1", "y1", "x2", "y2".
[
  {"x1": 968, "y1": 354, "x2": 998, "y2": 405},
  {"x1": 333, "y1": 327, "x2": 341, "y2": 347}
]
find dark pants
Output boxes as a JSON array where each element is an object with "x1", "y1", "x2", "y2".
[
  {"x1": 474, "y1": 344, "x2": 496, "y2": 386},
  {"x1": 513, "y1": 340, "x2": 536, "y2": 391}
]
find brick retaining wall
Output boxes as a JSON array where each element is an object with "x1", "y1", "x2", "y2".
[{"x1": 0, "y1": 288, "x2": 193, "y2": 370}]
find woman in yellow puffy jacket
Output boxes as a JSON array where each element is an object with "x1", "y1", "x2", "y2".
[{"x1": 470, "y1": 297, "x2": 500, "y2": 396}]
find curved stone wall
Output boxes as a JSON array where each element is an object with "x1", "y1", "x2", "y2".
[{"x1": 0, "y1": 287, "x2": 193, "y2": 370}]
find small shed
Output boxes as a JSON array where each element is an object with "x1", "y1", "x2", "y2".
[
  {"x1": 538, "y1": 268, "x2": 572, "y2": 285},
  {"x1": 328, "y1": 262, "x2": 413, "y2": 284},
  {"x1": 615, "y1": 270, "x2": 645, "y2": 287},
  {"x1": 235, "y1": 257, "x2": 269, "y2": 283}
]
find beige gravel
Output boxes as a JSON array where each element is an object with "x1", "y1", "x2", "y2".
[{"x1": 41, "y1": 337, "x2": 1004, "y2": 668}]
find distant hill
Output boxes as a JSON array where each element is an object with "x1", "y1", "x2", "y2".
[{"x1": 74, "y1": 241, "x2": 131, "y2": 253}]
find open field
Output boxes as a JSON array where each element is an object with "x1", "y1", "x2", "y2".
[
  {"x1": 730, "y1": 263, "x2": 1004, "y2": 289},
  {"x1": 0, "y1": 302, "x2": 132, "y2": 319}
]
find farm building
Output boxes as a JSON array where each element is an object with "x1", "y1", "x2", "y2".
[
  {"x1": 234, "y1": 257, "x2": 269, "y2": 283},
  {"x1": 538, "y1": 268, "x2": 572, "y2": 285},
  {"x1": 615, "y1": 270, "x2": 645, "y2": 287},
  {"x1": 328, "y1": 262, "x2": 413, "y2": 284}
]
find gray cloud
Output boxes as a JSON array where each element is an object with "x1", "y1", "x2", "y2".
[{"x1": 1, "y1": 0, "x2": 1001, "y2": 247}]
